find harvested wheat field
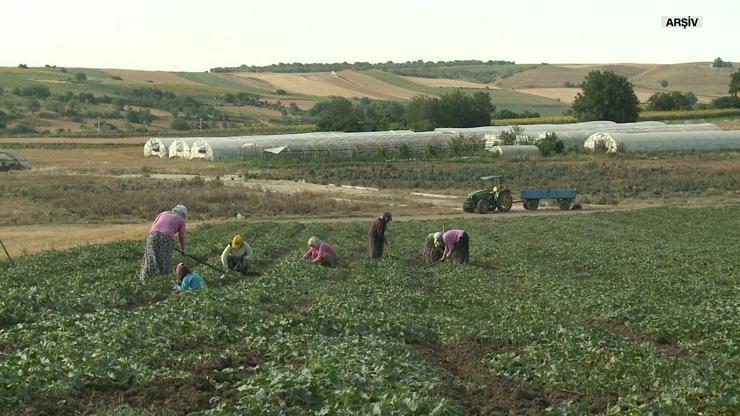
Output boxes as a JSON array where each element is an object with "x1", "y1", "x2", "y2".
[
  {"x1": 231, "y1": 70, "x2": 419, "y2": 100},
  {"x1": 102, "y1": 69, "x2": 200, "y2": 85},
  {"x1": 401, "y1": 75, "x2": 496, "y2": 89},
  {"x1": 628, "y1": 63, "x2": 736, "y2": 96},
  {"x1": 515, "y1": 87, "x2": 656, "y2": 103}
]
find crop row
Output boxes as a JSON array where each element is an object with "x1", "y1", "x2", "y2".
[{"x1": 0, "y1": 206, "x2": 737, "y2": 414}]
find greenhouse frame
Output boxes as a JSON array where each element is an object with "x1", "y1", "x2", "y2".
[
  {"x1": 584, "y1": 131, "x2": 740, "y2": 152},
  {"x1": 143, "y1": 138, "x2": 176, "y2": 158}
]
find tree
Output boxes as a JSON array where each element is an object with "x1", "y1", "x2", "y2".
[
  {"x1": 170, "y1": 118, "x2": 190, "y2": 131},
  {"x1": 659, "y1": 80, "x2": 669, "y2": 88},
  {"x1": 685, "y1": 92, "x2": 698, "y2": 107},
  {"x1": 75, "y1": 73, "x2": 87, "y2": 82},
  {"x1": 18, "y1": 63, "x2": 28, "y2": 69},
  {"x1": 646, "y1": 92, "x2": 691, "y2": 111},
  {"x1": 713, "y1": 57, "x2": 733, "y2": 68},
  {"x1": 405, "y1": 95, "x2": 440, "y2": 131},
  {"x1": 0, "y1": 110, "x2": 6, "y2": 129},
  {"x1": 309, "y1": 97, "x2": 361, "y2": 132},
  {"x1": 730, "y1": 69, "x2": 740, "y2": 97},
  {"x1": 572, "y1": 71, "x2": 640, "y2": 122}
]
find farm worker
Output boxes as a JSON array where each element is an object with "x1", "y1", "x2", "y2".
[
  {"x1": 301, "y1": 236, "x2": 339, "y2": 267},
  {"x1": 368, "y1": 211, "x2": 392, "y2": 258},
  {"x1": 435, "y1": 229, "x2": 470, "y2": 265},
  {"x1": 423, "y1": 232, "x2": 444, "y2": 264},
  {"x1": 139, "y1": 204, "x2": 188, "y2": 280},
  {"x1": 221, "y1": 234, "x2": 253, "y2": 275},
  {"x1": 174, "y1": 262, "x2": 206, "y2": 293}
]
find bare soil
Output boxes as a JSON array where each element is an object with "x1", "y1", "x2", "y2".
[
  {"x1": 591, "y1": 320, "x2": 687, "y2": 357},
  {"x1": 414, "y1": 338, "x2": 608, "y2": 414}
]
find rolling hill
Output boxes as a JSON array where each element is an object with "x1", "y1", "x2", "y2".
[{"x1": 0, "y1": 61, "x2": 735, "y2": 135}]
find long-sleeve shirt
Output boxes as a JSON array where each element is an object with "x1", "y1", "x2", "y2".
[
  {"x1": 302, "y1": 242, "x2": 339, "y2": 264},
  {"x1": 368, "y1": 218, "x2": 388, "y2": 240},
  {"x1": 221, "y1": 243, "x2": 253, "y2": 268},
  {"x1": 149, "y1": 211, "x2": 186, "y2": 251},
  {"x1": 176, "y1": 271, "x2": 205, "y2": 292},
  {"x1": 442, "y1": 229, "x2": 465, "y2": 259}
]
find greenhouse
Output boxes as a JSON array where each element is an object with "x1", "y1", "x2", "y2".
[
  {"x1": 0, "y1": 152, "x2": 31, "y2": 171},
  {"x1": 168, "y1": 138, "x2": 205, "y2": 159},
  {"x1": 489, "y1": 145, "x2": 541, "y2": 159},
  {"x1": 143, "y1": 138, "x2": 176, "y2": 158},
  {"x1": 584, "y1": 130, "x2": 740, "y2": 153},
  {"x1": 536, "y1": 123, "x2": 721, "y2": 148},
  {"x1": 187, "y1": 131, "x2": 452, "y2": 161}
]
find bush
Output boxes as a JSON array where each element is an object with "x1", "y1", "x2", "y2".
[
  {"x1": 710, "y1": 96, "x2": 740, "y2": 109},
  {"x1": 536, "y1": 132, "x2": 564, "y2": 156},
  {"x1": 75, "y1": 73, "x2": 87, "y2": 82},
  {"x1": 170, "y1": 118, "x2": 190, "y2": 131},
  {"x1": 13, "y1": 85, "x2": 51, "y2": 99},
  {"x1": 17, "y1": 64, "x2": 28, "y2": 69},
  {"x1": 646, "y1": 92, "x2": 692, "y2": 111},
  {"x1": 497, "y1": 125, "x2": 525, "y2": 145},
  {"x1": 275, "y1": 89, "x2": 287, "y2": 95},
  {"x1": 111, "y1": 75, "x2": 123, "y2": 81}
]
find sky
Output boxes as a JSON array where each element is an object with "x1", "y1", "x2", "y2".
[{"x1": 1, "y1": 0, "x2": 738, "y2": 71}]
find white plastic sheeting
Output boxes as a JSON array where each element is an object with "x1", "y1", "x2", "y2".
[
  {"x1": 489, "y1": 145, "x2": 541, "y2": 158},
  {"x1": 186, "y1": 131, "x2": 451, "y2": 161},
  {"x1": 168, "y1": 138, "x2": 205, "y2": 159},
  {"x1": 143, "y1": 138, "x2": 176, "y2": 158},
  {"x1": 536, "y1": 123, "x2": 722, "y2": 148},
  {"x1": 584, "y1": 130, "x2": 740, "y2": 152}
]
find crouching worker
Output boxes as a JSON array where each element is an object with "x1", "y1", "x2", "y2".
[
  {"x1": 436, "y1": 229, "x2": 470, "y2": 265},
  {"x1": 423, "y1": 232, "x2": 444, "y2": 264},
  {"x1": 221, "y1": 234, "x2": 253, "y2": 275},
  {"x1": 174, "y1": 262, "x2": 206, "y2": 294},
  {"x1": 301, "y1": 236, "x2": 339, "y2": 267}
]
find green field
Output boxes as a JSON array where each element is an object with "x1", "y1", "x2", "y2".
[{"x1": 1, "y1": 206, "x2": 738, "y2": 414}]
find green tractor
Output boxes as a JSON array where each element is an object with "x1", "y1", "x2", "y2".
[{"x1": 462, "y1": 175, "x2": 513, "y2": 214}]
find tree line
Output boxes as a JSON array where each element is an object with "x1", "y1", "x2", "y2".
[
  {"x1": 308, "y1": 90, "x2": 495, "y2": 132},
  {"x1": 211, "y1": 59, "x2": 516, "y2": 73}
]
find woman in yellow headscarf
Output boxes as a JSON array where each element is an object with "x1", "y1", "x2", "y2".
[{"x1": 221, "y1": 234, "x2": 253, "y2": 275}]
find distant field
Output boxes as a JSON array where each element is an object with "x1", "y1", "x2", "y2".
[
  {"x1": 629, "y1": 63, "x2": 735, "y2": 96},
  {"x1": 494, "y1": 64, "x2": 651, "y2": 89},
  {"x1": 400, "y1": 75, "x2": 496, "y2": 89},
  {"x1": 230, "y1": 70, "x2": 420, "y2": 100},
  {"x1": 516, "y1": 87, "x2": 656, "y2": 104},
  {"x1": 102, "y1": 69, "x2": 199, "y2": 85}
]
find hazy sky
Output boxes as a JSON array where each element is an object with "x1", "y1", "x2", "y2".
[{"x1": 1, "y1": 0, "x2": 737, "y2": 71}]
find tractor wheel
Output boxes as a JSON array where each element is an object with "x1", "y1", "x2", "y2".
[
  {"x1": 558, "y1": 199, "x2": 572, "y2": 210},
  {"x1": 497, "y1": 191, "x2": 513, "y2": 212},
  {"x1": 476, "y1": 199, "x2": 492, "y2": 214},
  {"x1": 524, "y1": 199, "x2": 539, "y2": 210}
]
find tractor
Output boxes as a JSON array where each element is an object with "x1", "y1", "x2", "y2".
[{"x1": 462, "y1": 175, "x2": 513, "y2": 214}]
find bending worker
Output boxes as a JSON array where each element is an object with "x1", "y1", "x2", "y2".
[
  {"x1": 221, "y1": 234, "x2": 253, "y2": 275},
  {"x1": 423, "y1": 232, "x2": 444, "y2": 264},
  {"x1": 301, "y1": 236, "x2": 339, "y2": 267},
  {"x1": 435, "y1": 229, "x2": 470, "y2": 265},
  {"x1": 140, "y1": 204, "x2": 188, "y2": 280}
]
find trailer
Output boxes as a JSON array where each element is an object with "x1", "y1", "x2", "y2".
[{"x1": 520, "y1": 188, "x2": 577, "y2": 210}]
